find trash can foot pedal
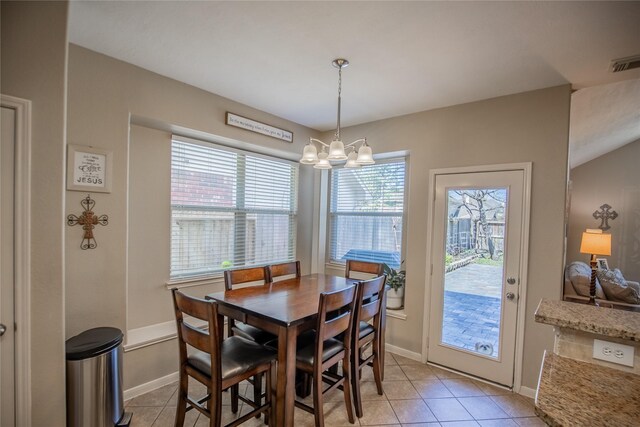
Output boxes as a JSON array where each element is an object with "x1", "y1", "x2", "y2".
[{"x1": 116, "y1": 412, "x2": 132, "y2": 427}]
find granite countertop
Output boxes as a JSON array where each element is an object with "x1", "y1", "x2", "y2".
[
  {"x1": 536, "y1": 352, "x2": 640, "y2": 427},
  {"x1": 535, "y1": 298, "x2": 640, "y2": 342}
]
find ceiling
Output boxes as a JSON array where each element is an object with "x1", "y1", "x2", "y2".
[{"x1": 68, "y1": 1, "x2": 640, "y2": 137}]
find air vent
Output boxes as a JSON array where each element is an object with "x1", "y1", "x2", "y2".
[{"x1": 610, "y1": 54, "x2": 640, "y2": 73}]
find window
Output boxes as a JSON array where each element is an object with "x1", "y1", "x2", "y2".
[
  {"x1": 329, "y1": 159, "x2": 406, "y2": 268},
  {"x1": 171, "y1": 138, "x2": 298, "y2": 279}
]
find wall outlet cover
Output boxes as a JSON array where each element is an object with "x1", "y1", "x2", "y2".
[{"x1": 593, "y1": 339, "x2": 634, "y2": 367}]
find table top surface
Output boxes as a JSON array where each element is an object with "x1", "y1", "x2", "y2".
[{"x1": 206, "y1": 273, "x2": 356, "y2": 327}]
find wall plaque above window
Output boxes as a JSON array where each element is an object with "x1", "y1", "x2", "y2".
[
  {"x1": 66, "y1": 144, "x2": 112, "y2": 193},
  {"x1": 225, "y1": 112, "x2": 293, "y2": 143}
]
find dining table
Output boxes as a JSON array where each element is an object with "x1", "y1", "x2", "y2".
[{"x1": 206, "y1": 273, "x2": 387, "y2": 427}]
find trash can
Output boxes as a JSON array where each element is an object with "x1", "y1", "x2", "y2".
[{"x1": 66, "y1": 327, "x2": 132, "y2": 427}]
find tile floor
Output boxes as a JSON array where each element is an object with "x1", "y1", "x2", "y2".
[{"x1": 125, "y1": 352, "x2": 545, "y2": 427}]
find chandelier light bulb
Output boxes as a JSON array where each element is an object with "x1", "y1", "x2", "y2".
[{"x1": 356, "y1": 143, "x2": 375, "y2": 165}]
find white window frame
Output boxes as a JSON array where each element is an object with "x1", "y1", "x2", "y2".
[
  {"x1": 326, "y1": 157, "x2": 409, "y2": 270},
  {"x1": 169, "y1": 136, "x2": 298, "y2": 281}
]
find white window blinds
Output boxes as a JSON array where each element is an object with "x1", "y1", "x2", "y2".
[
  {"x1": 171, "y1": 138, "x2": 298, "y2": 279},
  {"x1": 329, "y1": 159, "x2": 406, "y2": 268}
]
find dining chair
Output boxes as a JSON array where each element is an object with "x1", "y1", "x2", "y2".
[
  {"x1": 267, "y1": 260, "x2": 301, "y2": 282},
  {"x1": 171, "y1": 289, "x2": 276, "y2": 427},
  {"x1": 344, "y1": 260, "x2": 384, "y2": 279},
  {"x1": 350, "y1": 275, "x2": 387, "y2": 418},
  {"x1": 223, "y1": 266, "x2": 275, "y2": 415},
  {"x1": 294, "y1": 285, "x2": 357, "y2": 427}
]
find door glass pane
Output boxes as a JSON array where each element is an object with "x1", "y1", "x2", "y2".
[{"x1": 441, "y1": 188, "x2": 507, "y2": 359}]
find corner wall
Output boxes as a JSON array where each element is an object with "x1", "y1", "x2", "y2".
[
  {"x1": 1, "y1": 2, "x2": 69, "y2": 425},
  {"x1": 66, "y1": 44, "x2": 319, "y2": 390}
]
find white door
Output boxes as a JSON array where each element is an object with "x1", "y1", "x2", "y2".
[
  {"x1": 428, "y1": 170, "x2": 525, "y2": 386},
  {"x1": 1, "y1": 106, "x2": 16, "y2": 426}
]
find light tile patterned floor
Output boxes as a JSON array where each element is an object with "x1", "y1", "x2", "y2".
[{"x1": 125, "y1": 352, "x2": 545, "y2": 427}]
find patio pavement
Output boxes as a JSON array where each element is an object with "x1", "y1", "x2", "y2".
[{"x1": 441, "y1": 263, "x2": 503, "y2": 357}]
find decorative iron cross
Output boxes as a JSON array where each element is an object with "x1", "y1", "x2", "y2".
[
  {"x1": 593, "y1": 203, "x2": 618, "y2": 231},
  {"x1": 67, "y1": 194, "x2": 109, "y2": 249}
]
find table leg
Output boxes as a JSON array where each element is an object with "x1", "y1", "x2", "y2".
[{"x1": 275, "y1": 325, "x2": 298, "y2": 427}]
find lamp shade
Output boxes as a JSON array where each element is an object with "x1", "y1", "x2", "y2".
[
  {"x1": 356, "y1": 144, "x2": 375, "y2": 165},
  {"x1": 327, "y1": 140, "x2": 348, "y2": 160},
  {"x1": 300, "y1": 143, "x2": 319, "y2": 164},
  {"x1": 580, "y1": 230, "x2": 611, "y2": 256},
  {"x1": 344, "y1": 151, "x2": 361, "y2": 168},
  {"x1": 313, "y1": 151, "x2": 332, "y2": 169}
]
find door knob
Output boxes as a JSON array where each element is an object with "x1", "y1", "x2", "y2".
[
  {"x1": 0, "y1": 323, "x2": 6, "y2": 336},
  {"x1": 507, "y1": 277, "x2": 517, "y2": 285},
  {"x1": 506, "y1": 292, "x2": 516, "y2": 301}
]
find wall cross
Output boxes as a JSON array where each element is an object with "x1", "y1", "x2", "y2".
[
  {"x1": 67, "y1": 194, "x2": 109, "y2": 249},
  {"x1": 592, "y1": 203, "x2": 618, "y2": 231}
]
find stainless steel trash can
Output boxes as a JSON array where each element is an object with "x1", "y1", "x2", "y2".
[{"x1": 66, "y1": 327, "x2": 131, "y2": 427}]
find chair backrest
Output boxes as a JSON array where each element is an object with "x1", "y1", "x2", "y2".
[
  {"x1": 268, "y1": 261, "x2": 301, "y2": 282},
  {"x1": 171, "y1": 289, "x2": 221, "y2": 380},
  {"x1": 224, "y1": 266, "x2": 269, "y2": 290},
  {"x1": 345, "y1": 260, "x2": 384, "y2": 279},
  {"x1": 354, "y1": 275, "x2": 387, "y2": 330},
  {"x1": 315, "y1": 285, "x2": 357, "y2": 350}
]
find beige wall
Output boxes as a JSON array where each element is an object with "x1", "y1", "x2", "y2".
[
  {"x1": 567, "y1": 138, "x2": 640, "y2": 280},
  {"x1": 1, "y1": 1, "x2": 69, "y2": 425},
  {"x1": 325, "y1": 85, "x2": 571, "y2": 389},
  {"x1": 66, "y1": 45, "x2": 319, "y2": 389}
]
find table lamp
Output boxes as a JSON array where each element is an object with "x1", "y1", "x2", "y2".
[{"x1": 579, "y1": 229, "x2": 611, "y2": 305}]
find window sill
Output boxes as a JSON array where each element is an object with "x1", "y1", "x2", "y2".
[
  {"x1": 165, "y1": 274, "x2": 225, "y2": 290},
  {"x1": 124, "y1": 318, "x2": 210, "y2": 352},
  {"x1": 386, "y1": 309, "x2": 407, "y2": 320}
]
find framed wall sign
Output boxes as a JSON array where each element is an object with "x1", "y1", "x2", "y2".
[
  {"x1": 226, "y1": 112, "x2": 293, "y2": 143},
  {"x1": 67, "y1": 144, "x2": 113, "y2": 193}
]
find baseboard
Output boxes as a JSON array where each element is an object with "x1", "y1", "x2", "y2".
[
  {"x1": 124, "y1": 371, "x2": 179, "y2": 401},
  {"x1": 385, "y1": 343, "x2": 422, "y2": 361},
  {"x1": 518, "y1": 385, "x2": 537, "y2": 399}
]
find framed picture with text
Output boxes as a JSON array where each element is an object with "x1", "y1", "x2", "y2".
[{"x1": 66, "y1": 145, "x2": 112, "y2": 193}]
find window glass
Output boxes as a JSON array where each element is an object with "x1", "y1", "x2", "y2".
[
  {"x1": 171, "y1": 139, "x2": 298, "y2": 279},
  {"x1": 329, "y1": 159, "x2": 406, "y2": 268}
]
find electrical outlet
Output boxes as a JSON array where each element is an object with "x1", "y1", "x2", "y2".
[{"x1": 593, "y1": 339, "x2": 634, "y2": 367}]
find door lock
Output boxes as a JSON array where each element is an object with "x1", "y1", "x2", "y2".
[
  {"x1": 507, "y1": 277, "x2": 517, "y2": 285},
  {"x1": 506, "y1": 292, "x2": 516, "y2": 301},
  {"x1": 0, "y1": 323, "x2": 6, "y2": 336}
]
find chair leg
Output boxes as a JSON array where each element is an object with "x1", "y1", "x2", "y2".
[
  {"x1": 230, "y1": 383, "x2": 239, "y2": 413},
  {"x1": 372, "y1": 338, "x2": 383, "y2": 395},
  {"x1": 341, "y1": 354, "x2": 355, "y2": 424},
  {"x1": 313, "y1": 372, "x2": 325, "y2": 427},
  {"x1": 265, "y1": 364, "x2": 273, "y2": 426},
  {"x1": 254, "y1": 373, "x2": 263, "y2": 419},
  {"x1": 351, "y1": 346, "x2": 363, "y2": 418},
  {"x1": 174, "y1": 374, "x2": 188, "y2": 427},
  {"x1": 209, "y1": 388, "x2": 222, "y2": 427}
]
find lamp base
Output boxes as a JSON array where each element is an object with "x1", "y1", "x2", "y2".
[{"x1": 588, "y1": 254, "x2": 599, "y2": 306}]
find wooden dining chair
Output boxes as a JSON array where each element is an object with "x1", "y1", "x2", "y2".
[
  {"x1": 345, "y1": 260, "x2": 384, "y2": 279},
  {"x1": 350, "y1": 275, "x2": 387, "y2": 418},
  {"x1": 171, "y1": 289, "x2": 276, "y2": 427},
  {"x1": 223, "y1": 266, "x2": 275, "y2": 416},
  {"x1": 267, "y1": 260, "x2": 301, "y2": 282},
  {"x1": 294, "y1": 285, "x2": 357, "y2": 427}
]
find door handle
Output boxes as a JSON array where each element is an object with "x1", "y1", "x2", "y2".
[
  {"x1": 507, "y1": 277, "x2": 517, "y2": 285},
  {"x1": 506, "y1": 292, "x2": 516, "y2": 301},
  {"x1": 0, "y1": 323, "x2": 6, "y2": 336}
]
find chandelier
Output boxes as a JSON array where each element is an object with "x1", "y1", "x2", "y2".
[{"x1": 299, "y1": 59, "x2": 374, "y2": 169}]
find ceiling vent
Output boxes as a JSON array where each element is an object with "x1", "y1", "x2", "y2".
[{"x1": 610, "y1": 54, "x2": 640, "y2": 73}]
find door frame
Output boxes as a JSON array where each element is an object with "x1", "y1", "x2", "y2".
[
  {"x1": 1, "y1": 94, "x2": 32, "y2": 426},
  {"x1": 421, "y1": 162, "x2": 531, "y2": 393}
]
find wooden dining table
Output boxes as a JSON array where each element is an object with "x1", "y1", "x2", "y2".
[{"x1": 206, "y1": 273, "x2": 387, "y2": 427}]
